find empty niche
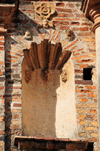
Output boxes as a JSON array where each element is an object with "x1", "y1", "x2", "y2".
[{"x1": 22, "y1": 39, "x2": 77, "y2": 138}]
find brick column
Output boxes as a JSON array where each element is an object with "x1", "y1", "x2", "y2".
[
  {"x1": 89, "y1": 4, "x2": 100, "y2": 143},
  {"x1": 0, "y1": 25, "x2": 7, "y2": 151}
]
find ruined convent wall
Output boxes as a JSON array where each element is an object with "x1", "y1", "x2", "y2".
[{"x1": 0, "y1": 0, "x2": 99, "y2": 150}]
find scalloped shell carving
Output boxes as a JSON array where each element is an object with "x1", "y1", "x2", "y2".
[{"x1": 23, "y1": 39, "x2": 71, "y2": 82}]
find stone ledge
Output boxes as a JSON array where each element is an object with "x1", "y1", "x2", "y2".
[
  {"x1": 0, "y1": 4, "x2": 15, "y2": 7},
  {"x1": 14, "y1": 136, "x2": 89, "y2": 145},
  {"x1": 14, "y1": 136, "x2": 93, "y2": 150}
]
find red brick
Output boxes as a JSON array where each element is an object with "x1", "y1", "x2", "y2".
[
  {"x1": 45, "y1": 137, "x2": 54, "y2": 141},
  {"x1": 80, "y1": 64, "x2": 88, "y2": 68},
  {"x1": 88, "y1": 110, "x2": 97, "y2": 114},
  {"x1": 0, "y1": 87, "x2": 4, "y2": 90},
  {"x1": 85, "y1": 86, "x2": 97, "y2": 89},
  {"x1": 76, "y1": 14, "x2": 84, "y2": 17},
  {"x1": 53, "y1": 21, "x2": 69, "y2": 25},
  {"x1": 0, "y1": 42, "x2": 4, "y2": 45},
  {"x1": 0, "y1": 131, "x2": 5, "y2": 135},
  {"x1": 75, "y1": 69, "x2": 83, "y2": 73},
  {"x1": 75, "y1": 80, "x2": 93, "y2": 85},
  {"x1": 80, "y1": 27, "x2": 88, "y2": 31},
  {"x1": 72, "y1": 55, "x2": 88, "y2": 60},
  {"x1": 77, "y1": 33, "x2": 94, "y2": 37},
  {"x1": 72, "y1": 27, "x2": 80, "y2": 31},
  {"x1": 60, "y1": 26, "x2": 69, "y2": 30},
  {"x1": 76, "y1": 59, "x2": 94, "y2": 63},
  {"x1": 56, "y1": 8, "x2": 72, "y2": 13},
  {"x1": 0, "y1": 47, "x2": 5, "y2": 50},
  {"x1": 64, "y1": 40, "x2": 78, "y2": 50},
  {"x1": 57, "y1": 13, "x2": 73, "y2": 17},
  {"x1": 81, "y1": 23, "x2": 92, "y2": 26},
  {"x1": 88, "y1": 94, "x2": 97, "y2": 97},
  {"x1": 67, "y1": 3, "x2": 74, "y2": 8},
  {"x1": 71, "y1": 22, "x2": 80, "y2": 25},
  {"x1": 76, "y1": 89, "x2": 93, "y2": 93},
  {"x1": 13, "y1": 103, "x2": 21, "y2": 107}
]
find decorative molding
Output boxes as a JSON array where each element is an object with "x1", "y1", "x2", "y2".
[
  {"x1": 89, "y1": 4, "x2": 100, "y2": 21},
  {"x1": 23, "y1": 39, "x2": 71, "y2": 82},
  {"x1": 35, "y1": 2, "x2": 56, "y2": 29},
  {"x1": 81, "y1": 0, "x2": 100, "y2": 18},
  {"x1": 92, "y1": 21, "x2": 100, "y2": 32},
  {"x1": 81, "y1": 0, "x2": 100, "y2": 32}
]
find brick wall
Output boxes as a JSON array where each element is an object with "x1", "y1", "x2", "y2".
[
  {"x1": 0, "y1": 0, "x2": 99, "y2": 150},
  {"x1": 0, "y1": 25, "x2": 7, "y2": 151}
]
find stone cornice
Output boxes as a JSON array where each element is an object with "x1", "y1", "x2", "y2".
[{"x1": 81, "y1": 0, "x2": 100, "y2": 18}]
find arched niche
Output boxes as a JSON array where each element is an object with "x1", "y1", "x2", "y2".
[{"x1": 22, "y1": 39, "x2": 77, "y2": 138}]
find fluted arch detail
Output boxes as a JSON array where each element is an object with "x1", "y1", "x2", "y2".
[{"x1": 23, "y1": 39, "x2": 71, "y2": 72}]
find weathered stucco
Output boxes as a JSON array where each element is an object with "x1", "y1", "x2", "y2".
[{"x1": 22, "y1": 57, "x2": 77, "y2": 138}]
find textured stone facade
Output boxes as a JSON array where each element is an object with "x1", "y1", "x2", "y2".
[{"x1": 0, "y1": 0, "x2": 100, "y2": 150}]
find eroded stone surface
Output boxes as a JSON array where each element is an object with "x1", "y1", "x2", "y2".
[
  {"x1": 24, "y1": 30, "x2": 32, "y2": 40},
  {"x1": 22, "y1": 58, "x2": 77, "y2": 138},
  {"x1": 35, "y1": 2, "x2": 55, "y2": 21},
  {"x1": 35, "y1": 2, "x2": 56, "y2": 28}
]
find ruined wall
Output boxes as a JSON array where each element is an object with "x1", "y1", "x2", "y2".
[{"x1": 1, "y1": 0, "x2": 99, "y2": 150}]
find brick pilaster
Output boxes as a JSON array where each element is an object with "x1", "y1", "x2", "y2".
[{"x1": 0, "y1": 24, "x2": 7, "y2": 151}]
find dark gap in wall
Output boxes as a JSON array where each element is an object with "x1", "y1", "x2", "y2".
[
  {"x1": 0, "y1": 0, "x2": 16, "y2": 4},
  {"x1": 83, "y1": 68, "x2": 92, "y2": 80},
  {"x1": 85, "y1": 142, "x2": 93, "y2": 151}
]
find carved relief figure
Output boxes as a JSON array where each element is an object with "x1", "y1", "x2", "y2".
[
  {"x1": 61, "y1": 70, "x2": 67, "y2": 83},
  {"x1": 24, "y1": 29, "x2": 32, "y2": 40},
  {"x1": 35, "y1": 3, "x2": 56, "y2": 28}
]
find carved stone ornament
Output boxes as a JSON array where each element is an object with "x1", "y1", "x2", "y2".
[
  {"x1": 66, "y1": 29, "x2": 75, "y2": 41},
  {"x1": 38, "y1": 19, "x2": 54, "y2": 29},
  {"x1": 24, "y1": 30, "x2": 32, "y2": 40},
  {"x1": 61, "y1": 70, "x2": 67, "y2": 83},
  {"x1": 35, "y1": 2, "x2": 55, "y2": 29},
  {"x1": 23, "y1": 39, "x2": 71, "y2": 82}
]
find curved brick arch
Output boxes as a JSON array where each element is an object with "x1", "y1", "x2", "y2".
[
  {"x1": 10, "y1": 27, "x2": 92, "y2": 75},
  {"x1": 11, "y1": 28, "x2": 79, "y2": 58}
]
